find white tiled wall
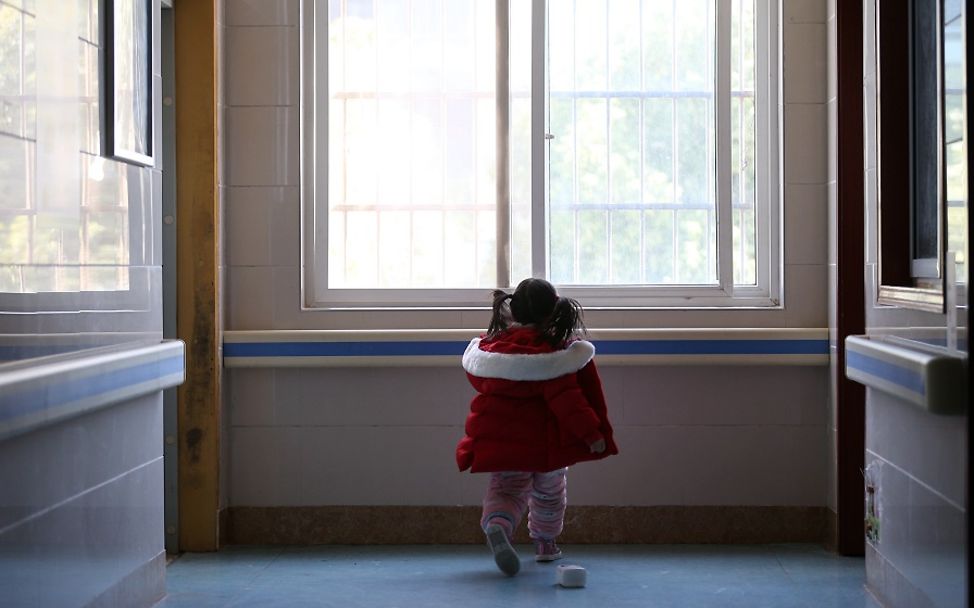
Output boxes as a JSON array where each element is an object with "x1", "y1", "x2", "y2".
[
  {"x1": 227, "y1": 365, "x2": 830, "y2": 507},
  {"x1": 222, "y1": 0, "x2": 833, "y2": 508}
]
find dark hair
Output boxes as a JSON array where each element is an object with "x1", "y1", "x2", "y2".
[{"x1": 486, "y1": 278, "x2": 585, "y2": 347}]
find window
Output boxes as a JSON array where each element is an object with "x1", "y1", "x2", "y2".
[
  {"x1": 0, "y1": 5, "x2": 132, "y2": 296},
  {"x1": 303, "y1": 0, "x2": 780, "y2": 308},
  {"x1": 875, "y1": 0, "x2": 968, "y2": 311}
]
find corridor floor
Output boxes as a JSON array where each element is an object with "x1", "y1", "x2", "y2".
[{"x1": 157, "y1": 544, "x2": 880, "y2": 608}]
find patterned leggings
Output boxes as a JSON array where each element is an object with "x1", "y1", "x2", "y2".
[{"x1": 480, "y1": 468, "x2": 568, "y2": 541}]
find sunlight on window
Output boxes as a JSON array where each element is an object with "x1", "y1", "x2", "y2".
[
  {"x1": 327, "y1": 0, "x2": 497, "y2": 289},
  {"x1": 324, "y1": 0, "x2": 759, "y2": 293}
]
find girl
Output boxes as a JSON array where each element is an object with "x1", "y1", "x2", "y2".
[{"x1": 456, "y1": 278, "x2": 618, "y2": 576}]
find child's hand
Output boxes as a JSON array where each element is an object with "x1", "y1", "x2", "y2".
[{"x1": 588, "y1": 438, "x2": 606, "y2": 454}]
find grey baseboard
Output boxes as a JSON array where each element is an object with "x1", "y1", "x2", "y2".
[{"x1": 225, "y1": 505, "x2": 829, "y2": 545}]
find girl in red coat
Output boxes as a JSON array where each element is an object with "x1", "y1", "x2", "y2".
[{"x1": 456, "y1": 278, "x2": 618, "y2": 576}]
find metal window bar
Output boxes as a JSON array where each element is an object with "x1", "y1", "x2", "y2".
[
  {"x1": 497, "y1": 0, "x2": 511, "y2": 288},
  {"x1": 716, "y1": 0, "x2": 733, "y2": 292},
  {"x1": 530, "y1": 0, "x2": 546, "y2": 278}
]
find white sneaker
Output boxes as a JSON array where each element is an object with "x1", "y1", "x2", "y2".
[{"x1": 485, "y1": 524, "x2": 520, "y2": 576}]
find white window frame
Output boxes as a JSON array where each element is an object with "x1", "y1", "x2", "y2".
[{"x1": 301, "y1": 0, "x2": 781, "y2": 310}]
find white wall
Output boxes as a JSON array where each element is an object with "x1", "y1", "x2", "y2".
[{"x1": 222, "y1": 0, "x2": 832, "y2": 509}]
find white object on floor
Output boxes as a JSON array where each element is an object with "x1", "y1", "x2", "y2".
[{"x1": 555, "y1": 564, "x2": 587, "y2": 588}]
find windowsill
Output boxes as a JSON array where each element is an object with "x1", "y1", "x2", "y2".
[{"x1": 223, "y1": 328, "x2": 828, "y2": 368}]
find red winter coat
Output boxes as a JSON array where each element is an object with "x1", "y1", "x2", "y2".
[{"x1": 456, "y1": 327, "x2": 618, "y2": 473}]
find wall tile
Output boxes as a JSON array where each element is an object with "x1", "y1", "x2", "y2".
[
  {"x1": 826, "y1": 426, "x2": 837, "y2": 511},
  {"x1": 226, "y1": 266, "x2": 275, "y2": 329},
  {"x1": 619, "y1": 365, "x2": 825, "y2": 427},
  {"x1": 827, "y1": 99, "x2": 837, "y2": 182},
  {"x1": 566, "y1": 426, "x2": 687, "y2": 506},
  {"x1": 785, "y1": 184, "x2": 828, "y2": 265},
  {"x1": 784, "y1": 103, "x2": 828, "y2": 185},
  {"x1": 267, "y1": 187, "x2": 300, "y2": 267},
  {"x1": 0, "y1": 393, "x2": 162, "y2": 530},
  {"x1": 0, "y1": 458, "x2": 164, "y2": 608},
  {"x1": 228, "y1": 368, "x2": 277, "y2": 426},
  {"x1": 297, "y1": 426, "x2": 463, "y2": 505},
  {"x1": 226, "y1": 0, "x2": 298, "y2": 26},
  {"x1": 230, "y1": 426, "x2": 304, "y2": 505},
  {"x1": 226, "y1": 189, "x2": 272, "y2": 267},
  {"x1": 784, "y1": 263, "x2": 828, "y2": 327},
  {"x1": 679, "y1": 425, "x2": 826, "y2": 505},
  {"x1": 784, "y1": 0, "x2": 827, "y2": 24},
  {"x1": 827, "y1": 180, "x2": 837, "y2": 265},
  {"x1": 827, "y1": 16, "x2": 837, "y2": 102},
  {"x1": 267, "y1": 367, "x2": 473, "y2": 428},
  {"x1": 227, "y1": 26, "x2": 298, "y2": 106},
  {"x1": 226, "y1": 106, "x2": 299, "y2": 186},
  {"x1": 866, "y1": 391, "x2": 966, "y2": 507},
  {"x1": 827, "y1": 264, "x2": 837, "y2": 339},
  {"x1": 783, "y1": 23, "x2": 827, "y2": 104},
  {"x1": 907, "y1": 477, "x2": 966, "y2": 607}
]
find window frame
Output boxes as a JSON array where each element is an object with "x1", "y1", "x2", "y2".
[
  {"x1": 301, "y1": 0, "x2": 781, "y2": 310},
  {"x1": 874, "y1": 0, "x2": 966, "y2": 312}
]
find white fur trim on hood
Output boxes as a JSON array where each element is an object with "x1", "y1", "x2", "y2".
[{"x1": 462, "y1": 338, "x2": 595, "y2": 381}]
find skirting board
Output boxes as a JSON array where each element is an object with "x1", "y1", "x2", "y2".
[{"x1": 224, "y1": 506, "x2": 828, "y2": 546}]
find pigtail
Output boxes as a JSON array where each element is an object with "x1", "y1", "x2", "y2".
[
  {"x1": 486, "y1": 289, "x2": 513, "y2": 338},
  {"x1": 540, "y1": 296, "x2": 585, "y2": 347}
]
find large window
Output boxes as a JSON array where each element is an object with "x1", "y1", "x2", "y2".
[{"x1": 304, "y1": 0, "x2": 780, "y2": 308}]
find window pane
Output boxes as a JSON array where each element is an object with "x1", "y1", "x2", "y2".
[
  {"x1": 327, "y1": 0, "x2": 495, "y2": 289},
  {"x1": 610, "y1": 98, "x2": 640, "y2": 205},
  {"x1": 642, "y1": 0, "x2": 672, "y2": 91},
  {"x1": 676, "y1": 209, "x2": 713, "y2": 283},
  {"x1": 732, "y1": 0, "x2": 756, "y2": 285},
  {"x1": 577, "y1": 209, "x2": 608, "y2": 284},
  {"x1": 378, "y1": 210, "x2": 410, "y2": 287},
  {"x1": 550, "y1": 209, "x2": 575, "y2": 284},
  {"x1": 547, "y1": 0, "x2": 718, "y2": 286},
  {"x1": 610, "y1": 209, "x2": 641, "y2": 283},
  {"x1": 549, "y1": 98, "x2": 575, "y2": 205},
  {"x1": 644, "y1": 209, "x2": 674, "y2": 283},
  {"x1": 674, "y1": 0, "x2": 711, "y2": 92},
  {"x1": 609, "y1": 0, "x2": 640, "y2": 91},
  {"x1": 574, "y1": 0, "x2": 606, "y2": 91},
  {"x1": 643, "y1": 99, "x2": 673, "y2": 203},
  {"x1": 576, "y1": 99, "x2": 608, "y2": 204}
]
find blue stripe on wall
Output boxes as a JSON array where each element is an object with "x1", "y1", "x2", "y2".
[
  {"x1": 223, "y1": 340, "x2": 468, "y2": 358},
  {"x1": 846, "y1": 350, "x2": 925, "y2": 395},
  {"x1": 223, "y1": 339, "x2": 830, "y2": 358},
  {"x1": 0, "y1": 355, "x2": 185, "y2": 423},
  {"x1": 592, "y1": 339, "x2": 829, "y2": 356}
]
